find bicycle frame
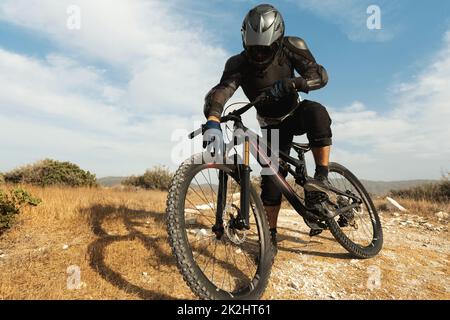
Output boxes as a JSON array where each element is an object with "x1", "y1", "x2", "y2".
[
  {"x1": 224, "y1": 123, "x2": 322, "y2": 224},
  {"x1": 190, "y1": 96, "x2": 362, "y2": 232}
]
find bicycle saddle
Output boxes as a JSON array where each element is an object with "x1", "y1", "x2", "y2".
[{"x1": 290, "y1": 142, "x2": 310, "y2": 152}]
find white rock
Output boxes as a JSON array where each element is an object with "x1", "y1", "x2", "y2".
[
  {"x1": 435, "y1": 212, "x2": 449, "y2": 220},
  {"x1": 185, "y1": 216, "x2": 197, "y2": 225},
  {"x1": 196, "y1": 203, "x2": 215, "y2": 210},
  {"x1": 0, "y1": 254, "x2": 6, "y2": 259},
  {"x1": 142, "y1": 272, "x2": 148, "y2": 277},
  {"x1": 62, "y1": 245, "x2": 69, "y2": 250},
  {"x1": 196, "y1": 229, "x2": 208, "y2": 239},
  {"x1": 329, "y1": 292, "x2": 338, "y2": 300},
  {"x1": 386, "y1": 197, "x2": 408, "y2": 212},
  {"x1": 235, "y1": 248, "x2": 243, "y2": 254},
  {"x1": 289, "y1": 281, "x2": 301, "y2": 290}
]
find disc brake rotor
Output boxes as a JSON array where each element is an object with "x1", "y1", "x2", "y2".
[{"x1": 223, "y1": 204, "x2": 248, "y2": 245}]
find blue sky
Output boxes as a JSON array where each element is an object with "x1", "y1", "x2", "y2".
[{"x1": 0, "y1": 0, "x2": 449, "y2": 180}]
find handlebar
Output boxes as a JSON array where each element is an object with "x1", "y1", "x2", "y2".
[{"x1": 188, "y1": 93, "x2": 268, "y2": 139}]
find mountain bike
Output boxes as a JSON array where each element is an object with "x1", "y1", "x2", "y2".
[{"x1": 166, "y1": 94, "x2": 383, "y2": 300}]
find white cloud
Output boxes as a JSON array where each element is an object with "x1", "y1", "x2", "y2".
[
  {"x1": 0, "y1": 0, "x2": 448, "y2": 181},
  {"x1": 329, "y1": 32, "x2": 450, "y2": 179},
  {"x1": 0, "y1": 0, "x2": 231, "y2": 176},
  {"x1": 0, "y1": 48, "x2": 205, "y2": 176},
  {"x1": 0, "y1": 0, "x2": 228, "y2": 114}
]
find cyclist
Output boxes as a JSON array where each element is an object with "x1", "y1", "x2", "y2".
[{"x1": 203, "y1": 4, "x2": 332, "y2": 248}]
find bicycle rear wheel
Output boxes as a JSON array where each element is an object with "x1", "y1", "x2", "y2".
[
  {"x1": 166, "y1": 155, "x2": 272, "y2": 300},
  {"x1": 326, "y1": 162, "x2": 383, "y2": 258}
]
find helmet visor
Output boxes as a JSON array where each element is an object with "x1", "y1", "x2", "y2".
[{"x1": 247, "y1": 45, "x2": 276, "y2": 64}]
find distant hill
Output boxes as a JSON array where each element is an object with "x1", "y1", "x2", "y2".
[
  {"x1": 97, "y1": 176, "x2": 127, "y2": 187},
  {"x1": 98, "y1": 176, "x2": 437, "y2": 195},
  {"x1": 360, "y1": 180, "x2": 438, "y2": 196}
]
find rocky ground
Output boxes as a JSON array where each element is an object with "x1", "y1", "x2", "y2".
[{"x1": 263, "y1": 208, "x2": 449, "y2": 300}]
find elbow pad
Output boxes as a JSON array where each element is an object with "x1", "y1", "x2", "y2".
[
  {"x1": 306, "y1": 65, "x2": 328, "y2": 90},
  {"x1": 203, "y1": 89, "x2": 224, "y2": 119}
]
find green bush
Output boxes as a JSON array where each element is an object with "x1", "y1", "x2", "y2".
[
  {"x1": 3, "y1": 159, "x2": 97, "y2": 187},
  {"x1": 0, "y1": 188, "x2": 41, "y2": 231},
  {"x1": 390, "y1": 173, "x2": 450, "y2": 203},
  {"x1": 123, "y1": 166, "x2": 173, "y2": 191}
]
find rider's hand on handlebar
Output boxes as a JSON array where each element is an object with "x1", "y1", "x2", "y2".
[
  {"x1": 202, "y1": 118, "x2": 223, "y2": 149},
  {"x1": 269, "y1": 79, "x2": 297, "y2": 100}
]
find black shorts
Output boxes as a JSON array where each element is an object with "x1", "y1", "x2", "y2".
[{"x1": 259, "y1": 99, "x2": 333, "y2": 206}]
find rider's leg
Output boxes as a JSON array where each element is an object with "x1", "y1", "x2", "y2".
[
  {"x1": 283, "y1": 100, "x2": 333, "y2": 235},
  {"x1": 312, "y1": 146, "x2": 331, "y2": 179},
  {"x1": 299, "y1": 100, "x2": 333, "y2": 189},
  {"x1": 260, "y1": 124, "x2": 293, "y2": 240},
  {"x1": 260, "y1": 174, "x2": 283, "y2": 232},
  {"x1": 265, "y1": 205, "x2": 281, "y2": 230},
  {"x1": 265, "y1": 205, "x2": 281, "y2": 252}
]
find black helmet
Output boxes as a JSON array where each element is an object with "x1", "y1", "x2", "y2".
[{"x1": 241, "y1": 4, "x2": 285, "y2": 67}]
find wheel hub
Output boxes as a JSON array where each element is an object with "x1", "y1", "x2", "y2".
[{"x1": 223, "y1": 204, "x2": 248, "y2": 245}]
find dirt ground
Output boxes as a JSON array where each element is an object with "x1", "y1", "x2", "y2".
[{"x1": 0, "y1": 186, "x2": 448, "y2": 300}]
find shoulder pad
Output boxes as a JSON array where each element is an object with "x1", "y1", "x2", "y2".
[
  {"x1": 283, "y1": 36, "x2": 316, "y2": 62},
  {"x1": 285, "y1": 36, "x2": 309, "y2": 51},
  {"x1": 224, "y1": 53, "x2": 246, "y2": 73}
]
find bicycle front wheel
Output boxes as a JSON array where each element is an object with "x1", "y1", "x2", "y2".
[{"x1": 166, "y1": 155, "x2": 272, "y2": 300}]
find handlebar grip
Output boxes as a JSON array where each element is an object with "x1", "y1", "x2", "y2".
[{"x1": 188, "y1": 126, "x2": 203, "y2": 139}]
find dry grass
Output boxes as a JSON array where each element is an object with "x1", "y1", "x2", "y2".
[
  {"x1": 0, "y1": 185, "x2": 194, "y2": 300},
  {"x1": 1, "y1": 185, "x2": 448, "y2": 300},
  {"x1": 373, "y1": 196, "x2": 450, "y2": 220}
]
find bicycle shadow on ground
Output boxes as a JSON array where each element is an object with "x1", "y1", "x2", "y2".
[
  {"x1": 81, "y1": 204, "x2": 178, "y2": 300},
  {"x1": 276, "y1": 226, "x2": 354, "y2": 260}
]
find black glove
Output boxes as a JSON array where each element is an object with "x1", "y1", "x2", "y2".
[
  {"x1": 269, "y1": 79, "x2": 297, "y2": 100},
  {"x1": 202, "y1": 120, "x2": 223, "y2": 149}
]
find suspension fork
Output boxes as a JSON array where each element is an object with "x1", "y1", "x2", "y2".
[
  {"x1": 238, "y1": 136, "x2": 251, "y2": 230},
  {"x1": 214, "y1": 170, "x2": 227, "y2": 234},
  {"x1": 215, "y1": 136, "x2": 251, "y2": 233}
]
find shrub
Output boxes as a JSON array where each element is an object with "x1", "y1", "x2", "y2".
[
  {"x1": 123, "y1": 166, "x2": 173, "y2": 191},
  {"x1": 0, "y1": 188, "x2": 41, "y2": 231},
  {"x1": 3, "y1": 159, "x2": 97, "y2": 187},
  {"x1": 390, "y1": 173, "x2": 450, "y2": 203},
  {"x1": 0, "y1": 173, "x2": 4, "y2": 185}
]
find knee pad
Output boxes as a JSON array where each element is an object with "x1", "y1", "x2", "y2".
[
  {"x1": 303, "y1": 103, "x2": 333, "y2": 147},
  {"x1": 260, "y1": 176, "x2": 283, "y2": 206}
]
